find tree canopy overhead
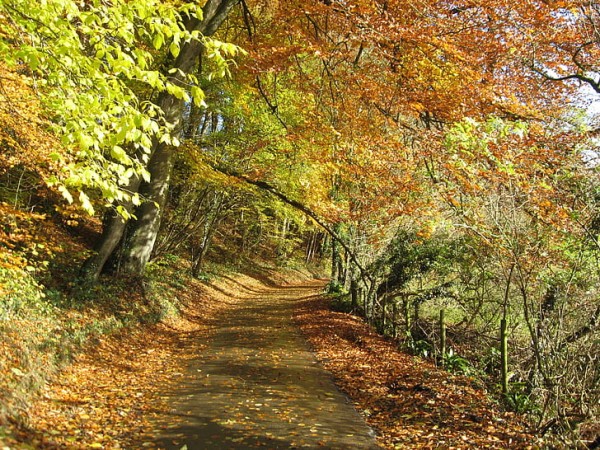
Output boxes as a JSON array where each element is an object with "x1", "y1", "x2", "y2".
[{"x1": 1, "y1": 0, "x2": 590, "y2": 226}]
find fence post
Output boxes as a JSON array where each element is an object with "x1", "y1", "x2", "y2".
[
  {"x1": 501, "y1": 318, "x2": 508, "y2": 394},
  {"x1": 392, "y1": 301, "x2": 398, "y2": 338},
  {"x1": 439, "y1": 309, "x2": 446, "y2": 363},
  {"x1": 382, "y1": 296, "x2": 388, "y2": 334}
]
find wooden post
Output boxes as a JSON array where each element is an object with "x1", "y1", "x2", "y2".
[
  {"x1": 501, "y1": 318, "x2": 508, "y2": 394},
  {"x1": 439, "y1": 309, "x2": 446, "y2": 362},
  {"x1": 404, "y1": 298, "x2": 411, "y2": 340},
  {"x1": 382, "y1": 296, "x2": 388, "y2": 334},
  {"x1": 392, "y1": 301, "x2": 398, "y2": 338}
]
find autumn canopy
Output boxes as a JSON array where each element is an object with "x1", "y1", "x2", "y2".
[{"x1": 1, "y1": 0, "x2": 600, "y2": 446}]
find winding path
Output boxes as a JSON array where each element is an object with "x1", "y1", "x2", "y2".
[{"x1": 153, "y1": 279, "x2": 380, "y2": 449}]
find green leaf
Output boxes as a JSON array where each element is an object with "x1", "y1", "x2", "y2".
[
  {"x1": 79, "y1": 191, "x2": 95, "y2": 215},
  {"x1": 169, "y1": 40, "x2": 180, "y2": 58},
  {"x1": 153, "y1": 32, "x2": 164, "y2": 50},
  {"x1": 191, "y1": 85, "x2": 206, "y2": 108},
  {"x1": 110, "y1": 145, "x2": 131, "y2": 165},
  {"x1": 131, "y1": 193, "x2": 141, "y2": 206},
  {"x1": 58, "y1": 185, "x2": 74, "y2": 204}
]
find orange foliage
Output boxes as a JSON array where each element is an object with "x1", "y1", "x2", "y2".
[
  {"x1": 229, "y1": 0, "x2": 582, "y2": 231},
  {"x1": 0, "y1": 63, "x2": 66, "y2": 178}
]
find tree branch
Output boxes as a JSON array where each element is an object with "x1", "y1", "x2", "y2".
[
  {"x1": 531, "y1": 62, "x2": 600, "y2": 94},
  {"x1": 239, "y1": 0, "x2": 255, "y2": 38},
  {"x1": 255, "y1": 75, "x2": 289, "y2": 130},
  {"x1": 211, "y1": 165, "x2": 374, "y2": 283},
  {"x1": 560, "y1": 303, "x2": 600, "y2": 348}
]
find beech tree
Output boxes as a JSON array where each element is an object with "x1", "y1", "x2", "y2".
[
  {"x1": 0, "y1": 0, "x2": 228, "y2": 209},
  {"x1": 80, "y1": 0, "x2": 242, "y2": 279},
  {"x1": 0, "y1": 0, "x2": 243, "y2": 279}
]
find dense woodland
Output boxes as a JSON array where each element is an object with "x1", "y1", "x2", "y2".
[{"x1": 1, "y1": 0, "x2": 600, "y2": 447}]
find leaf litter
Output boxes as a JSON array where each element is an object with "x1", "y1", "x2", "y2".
[
  {"x1": 2, "y1": 272, "x2": 540, "y2": 449},
  {"x1": 294, "y1": 294, "x2": 543, "y2": 449}
]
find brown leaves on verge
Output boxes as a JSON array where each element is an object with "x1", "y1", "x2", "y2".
[
  {"x1": 0, "y1": 63, "x2": 65, "y2": 178},
  {"x1": 4, "y1": 276, "x2": 229, "y2": 450},
  {"x1": 294, "y1": 295, "x2": 541, "y2": 449}
]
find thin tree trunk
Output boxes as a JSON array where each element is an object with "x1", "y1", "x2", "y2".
[
  {"x1": 331, "y1": 233, "x2": 340, "y2": 281},
  {"x1": 350, "y1": 278, "x2": 358, "y2": 310},
  {"x1": 439, "y1": 309, "x2": 446, "y2": 362},
  {"x1": 404, "y1": 296, "x2": 412, "y2": 341},
  {"x1": 305, "y1": 231, "x2": 316, "y2": 263},
  {"x1": 392, "y1": 300, "x2": 398, "y2": 338},
  {"x1": 501, "y1": 318, "x2": 508, "y2": 394},
  {"x1": 341, "y1": 250, "x2": 350, "y2": 287},
  {"x1": 191, "y1": 196, "x2": 225, "y2": 277},
  {"x1": 153, "y1": 186, "x2": 211, "y2": 259},
  {"x1": 191, "y1": 223, "x2": 219, "y2": 277},
  {"x1": 381, "y1": 295, "x2": 388, "y2": 334},
  {"x1": 365, "y1": 281, "x2": 378, "y2": 324}
]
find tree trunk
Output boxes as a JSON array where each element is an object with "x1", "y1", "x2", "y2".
[
  {"x1": 79, "y1": 178, "x2": 141, "y2": 280},
  {"x1": 82, "y1": 0, "x2": 240, "y2": 279},
  {"x1": 341, "y1": 250, "x2": 350, "y2": 288},
  {"x1": 501, "y1": 318, "x2": 508, "y2": 394},
  {"x1": 79, "y1": 208, "x2": 131, "y2": 280},
  {"x1": 331, "y1": 234, "x2": 340, "y2": 281},
  {"x1": 439, "y1": 309, "x2": 446, "y2": 362},
  {"x1": 365, "y1": 280, "x2": 378, "y2": 324},
  {"x1": 305, "y1": 231, "x2": 316, "y2": 263},
  {"x1": 403, "y1": 297, "x2": 411, "y2": 340},
  {"x1": 381, "y1": 295, "x2": 388, "y2": 334},
  {"x1": 392, "y1": 300, "x2": 398, "y2": 338},
  {"x1": 120, "y1": 0, "x2": 239, "y2": 276},
  {"x1": 120, "y1": 138, "x2": 175, "y2": 274},
  {"x1": 350, "y1": 278, "x2": 359, "y2": 310},
  {"x1": 191, "y1": 196, "x2": 225, "y2": 277}
]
